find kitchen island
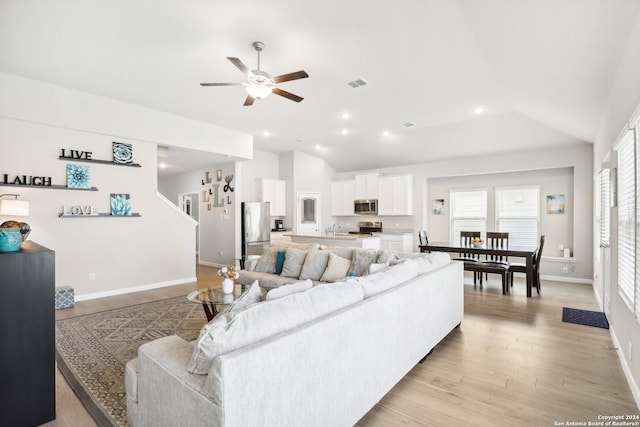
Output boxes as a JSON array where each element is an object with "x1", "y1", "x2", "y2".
[{"x1": 287, "y1": 234, "x2": 380, "y2": 250}]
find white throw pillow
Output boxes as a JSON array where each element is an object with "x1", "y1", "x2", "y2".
[
  {"x1": 265, "y1": 279, "x2": 313, "y2": 301},
  {"x1": 221, "y1": 280, "x2": 262, "y2": 314},
  {"x1": 368, "y1": 262, "x2": 389, "y2": 274},
  {"x1": 320, "y1": 253, "x2": 351, "y2": 282}
]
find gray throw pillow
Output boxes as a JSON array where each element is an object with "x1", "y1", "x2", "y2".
[
  {"x1": 265, "y1": 279, "x2": 313, "y2": 301},
  {"x1": 299, "y1": 250, "x2": 331, "y2": 281},
  {"x1": 280, "y1": 248, "x2": 308, "y2": 278},
  {"x1": 348, "y1": 248, "x2": 378, "y2": 277},
  {"x1": 377, "y1": 249, "x2": 399, "y2": 264},
  {"x1": 254, "y1": 247, "x2": 280, "y2": 273}
]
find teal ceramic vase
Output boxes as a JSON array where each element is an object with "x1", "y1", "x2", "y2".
[{"x1": 0, "y1": 228, "x2": 22, "y2": 252}]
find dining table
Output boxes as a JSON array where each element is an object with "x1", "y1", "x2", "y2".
[{"x1": 420, "y1": 242, "x2": 538, "y2": 297}]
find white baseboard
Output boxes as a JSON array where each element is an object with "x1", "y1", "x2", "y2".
[
  {"x1": 540, "y1": 274, "x2": 592, "y2": 285},
  {"x1": 608, "y1": 326, "x2": 640, "y2": 410},
  {"x1": 74, "y1": 277, "x2": 198, "y2": 302},
  {"x1": 198, "y1": 260, "x2": 225, "y2": 268}
]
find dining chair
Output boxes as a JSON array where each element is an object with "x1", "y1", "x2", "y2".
[
  {"x1": 453, "y1": 231, "x2": 483, "y2": 284},
  {"x1": 464, "y1": 261, "x2": 510, "y2": 294},
  {"x1": 418, "y1": 230, "x2": 429, "y2": 252},
  {"x1": 508, "y1": 235, "x2": 545, "y2": 294},
  {"x1": 480, "y1": 232, "x2": 509, "y2": 282}
]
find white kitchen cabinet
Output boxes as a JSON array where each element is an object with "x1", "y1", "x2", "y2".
[
  {"x1": 331, "y1": 180, "x2": 355, "y2": 216},
  {"x1": 379, "y1": 233, "x2": 413, "y2": 253},
  {"x1": 270, "y1": 231, "x2": 291, "y2": 245},
  {"x1": 378, "y1": 174, "x2": 414, "y2": 216},
  {"x1": 258, "y1": 179, "x2": 286, "y2": 217},
  {"x1": 355, "y1": 173, "x2": 379, "y2": 199}
]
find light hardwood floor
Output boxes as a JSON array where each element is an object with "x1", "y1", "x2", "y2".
[{"x1": 45, "y1": 267, "x2": 639, "y2": 426}]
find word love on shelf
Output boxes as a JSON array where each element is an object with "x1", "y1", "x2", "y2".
[{"x1": 59, "y1": 205, "x2": 99, "y2": 217}]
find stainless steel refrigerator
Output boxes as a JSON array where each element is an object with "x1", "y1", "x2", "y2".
[{"x1": 241, "y1": 202, "x2": 271, "y2": 258}]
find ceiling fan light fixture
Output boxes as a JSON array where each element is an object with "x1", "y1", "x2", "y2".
[{"x1": 246, "y1": 84, "x2": 272, "y2": 99}]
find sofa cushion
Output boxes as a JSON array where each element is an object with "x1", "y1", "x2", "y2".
[
  {"x1": 299, "y1": 250, "x2": 331, "y2": 281},
  {"x1": 414, "y1": 252, "x2": 451, "y2": 275},
  {"x1": 265, "y1": 279, "x2": 313, "y2": 301},
  {"x1": 319, "y1": 246, "x2": 354, "y2": 260},
  {"x1": 347, "y1": 258, "x2": 420, "y2": 298},
  {"x1": 347, "y1": 248, "x2": 378, "y2": 277},
  {"x1": 253, "y1": 247, "x2": 280, "y2": 273},
  {"x1": 188, "y1": 281, "x2": 364, "y2": 374},
  {"x1": 368, "y1": 262, "x2": 388, "y2": 274},
  {"x1": 320, "y1": 253, "x2": 351, "y2": 282},
  {"x1": 377, "y1": 250, "x2": 400, "y2": 264},
  {"x1": 281, "y1": 247, "x2": 308, "y2": 278},
  {"x1": 221, "y1": 280, "x2": 262, "y2": 314},
  {"x1": 236, "y1": 270, "x2": 302, "y2": 290}
]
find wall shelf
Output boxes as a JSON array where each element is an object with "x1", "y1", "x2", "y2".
[
  {"x1": 0, "y1": 183, "x2": 98, "y2": 191},
  {"x1": 59, "y1": 156, "x2": 142, "y2": 167},
  {"x1": 59, "y1": 213, "x2": 141, "y2": 218}
]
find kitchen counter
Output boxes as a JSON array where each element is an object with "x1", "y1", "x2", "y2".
[{"x1": 287, "y1": 234, "x2": 380, "y2": 250}]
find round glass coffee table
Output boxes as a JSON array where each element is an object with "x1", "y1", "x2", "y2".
[{"x1": 187, "y1": 283, "x2": 246, "y2": 321}]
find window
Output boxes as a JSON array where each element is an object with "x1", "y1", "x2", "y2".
[
  {"x1": 616, "y1": 129, "x2": 636, "y2": 314},
  {"x1": 495, "y1": 186, "x2": 540, "y2": 247},
  {"x1": 450, "y1": 189, "x2": 487, "y2": 242}
]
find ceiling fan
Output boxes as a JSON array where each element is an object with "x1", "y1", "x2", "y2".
[{"x1": 200, "y1": 41, "x2": 309, "y2": 106}]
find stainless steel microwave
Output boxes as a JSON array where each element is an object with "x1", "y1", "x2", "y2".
[{"x1": 354, "y1": 199, "x2": 378, "y2": 215}]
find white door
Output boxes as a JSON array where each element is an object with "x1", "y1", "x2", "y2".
[{"x1": 296, "y1": 192, "x2": 321, "y2": 235}]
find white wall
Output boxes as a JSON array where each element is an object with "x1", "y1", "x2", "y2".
[
  {"x1": 0, "y1": 72, "x2": 253, "y2": 299},
  {"x1": 592, "y1": 10, "x2": 640, "y2": 408},
  {"x1": 0, "y1": 118, "x2": 196, "y2": 298}
]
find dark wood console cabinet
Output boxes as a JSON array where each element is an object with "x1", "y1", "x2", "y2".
[{"x1": 0, "y1": 241, "x2": 55, "y2": 426}]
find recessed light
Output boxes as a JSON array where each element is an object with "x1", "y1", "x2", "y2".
[
  {"x1": 341, "y1": 112, "x2": 350, "y2": 120},
  {"x1": 474, "y1": 107, "x2": 484, "y2": 114},
  {"x1": 158, "y1": 162, "x2": 166, "y2": 169},
  {"x1": 315, "y1": 144, "x2": 322, "y2": 150},
  {"x1": 341, "y1": 129, "x2": 349, "y2": 135},
  {"x1": 263, "y1": 130, "x2": 270, "y2": 137},
  {"x1": 382, "y1": 131, "x2": 390, "y2": 137}
]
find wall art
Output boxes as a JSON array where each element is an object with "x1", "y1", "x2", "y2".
[
  {"x1": 112, "y1": 142, "x2": 133, "y2": 164},
  {"x1": 67, "y1": 164, "x2": 91, "y2": 189},
  {"x1": 546, "y1": 194, "x2": 565, "y2": 214},
  {"x1": 111, "y1": 193, "x2": 132, "y2": 216},
  {"x1": 433, "y1": 199, "x2": 444, "y2": 215},
  {"x1": 224, "y1": 174, "x2": 234, "y2": 192}
]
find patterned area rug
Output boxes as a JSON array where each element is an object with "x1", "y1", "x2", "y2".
[
  {"x1": 55, "y1": 296, "x2": 207, "y2": 427},
  {"x1": 562, "y1": 307, "x2": 610, "y2": 329}
]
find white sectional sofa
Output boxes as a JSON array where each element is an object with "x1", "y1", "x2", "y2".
[{"x1": 125, "y1": 251, "x2": 464, "y2": 427}]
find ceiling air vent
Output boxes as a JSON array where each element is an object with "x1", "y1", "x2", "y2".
[
  {"x1": 347, "y1": 78, "x2": 368, "y2": 88},
  {"x1": 403, "y1": 122, "x2": 416, "y2": 128}
]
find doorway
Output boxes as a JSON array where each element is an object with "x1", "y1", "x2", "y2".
[
  {"x1": 179, "y1": 192, "x2": 200, "y2": 254},
  {"x1": 296, "y1": 192, "x2": 321, "y2": 235}
]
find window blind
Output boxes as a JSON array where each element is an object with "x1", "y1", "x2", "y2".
[
  {"x1": 450, "y1": 189, "x2": 487, "y2": 242},
  {"x1": 616, "y1": 130, "x2": 635, "y2": 310},
  {"x1": 599, "y1": 168, "x2": 610, "y2": 248},
  {"x1": 495, "y1": 186, "x2": 540, "y2": 247}
]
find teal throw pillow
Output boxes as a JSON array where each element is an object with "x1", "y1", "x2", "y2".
[{"x1": 275, "y1": 250, "x2": 286, "y2": 275}]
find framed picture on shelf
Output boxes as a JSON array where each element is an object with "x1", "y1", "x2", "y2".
[
  {"x1": 66, "y1": 164, "x2": 91, "y2": 189},
  {"x1": 112, "y1": 142, "x2": 133, "y2": 164},
  {"x1": 111, "y1": 193, "x2": 132, "y2": 216}
]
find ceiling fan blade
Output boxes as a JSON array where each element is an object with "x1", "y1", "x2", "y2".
[
  {"x1": 243, "y1": 95, "x2": 256, "y2": 106},
  {"x1": 227, "y1": 57, "x2": 253, "y2": 76},
  {"x1": 272, "y1": 87, "x2": 304, "y2": 103},
  {"x1": 200, "y1": 82, "x2": 243, "y2": 86},
  {"x1": 272, "y1": 70, "x2": 309, "y2": 84}
]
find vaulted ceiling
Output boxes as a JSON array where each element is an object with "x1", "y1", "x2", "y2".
[{"x1": 1, "y1": 0, "x2": 639, "y2": 173}]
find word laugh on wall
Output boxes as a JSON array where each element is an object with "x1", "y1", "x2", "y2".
[{"x1": 2, "y1": 174, "x2": 52, "y2": 186}]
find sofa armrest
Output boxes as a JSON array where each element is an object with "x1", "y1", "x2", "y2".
[{"x1": 133, "y1": 335, "x2": 222, "y2": 426}]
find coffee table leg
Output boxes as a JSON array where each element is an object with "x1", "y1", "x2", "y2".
[{"x1": 201, "y1": 303, "x2": 218, "y2": 322}]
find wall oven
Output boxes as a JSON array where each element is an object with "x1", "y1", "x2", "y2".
[{"x1": 354, "y1": 199, "x2": 378, "y2": 215}]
